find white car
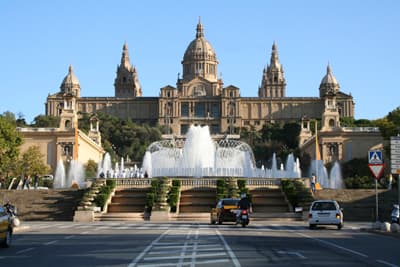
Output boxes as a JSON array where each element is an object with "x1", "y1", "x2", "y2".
[{"x1": 308, "y1": 200, "x2": 343, "y2": 230}]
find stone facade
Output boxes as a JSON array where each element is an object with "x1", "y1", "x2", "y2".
[{"x1": 46, "y1": 21, "x2": 354, "y2": 136}]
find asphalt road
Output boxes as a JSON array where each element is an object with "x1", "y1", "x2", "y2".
[{"x1": 0, "y1": 221, "x2": 399, "y2": 267}]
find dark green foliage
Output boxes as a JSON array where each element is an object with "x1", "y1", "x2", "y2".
[
  {"x1": 146, "y1": 179, "x2": 159, "y2": 211},
  {"x1": 216, "y1": 179, "x2": 226, "y2": 200},
  {"x1": 344, "y1": 176, "x2": 384, "y2": 189},
  {"x1": 241, "y1": 122, "x2": 301, "y2": 168},
  {"x1": 226, "y1": 178, "x2": 238, "y2": 198},
  {"x1": 93, "y1": 179, "x2": 116, "y2": 210},
  {"x1": 237, "y1": 179, "x2": 251, "y2": 202},
  {"x1": 84, "y1": 160, "x2": 98, "y2": 179},
  {"x1": 106, "y1": 179, "x2": 116, "y2": 188},
  {"x1": 168, "y1": 180, "x2": 181, "y2": 212},
  {"x1": 281, "y1": 179, "x2": 314, "y2": 209},
  {"x1": 78, "y1": 112, "x2": 162, "y2": 162},
  {"x1": 32, "y1": 115, "x2": 60, "y2": 128},
  {"x1": 341, "y1": 158, "x2": 371, "y2": 178}
]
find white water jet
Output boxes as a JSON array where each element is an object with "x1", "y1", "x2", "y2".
[
  {"x1": 54, "y1": 159, "x2": 66, "y2": 189},
  {"x1": 67, "y1": 160, "x2": 85, "y2": 188},
  {"x1": 310, "y1": 160, "x2": 344, "y2": 189},
  {"x1": 141, "y1": 125, "x2": 303, "y2": 178},
  {"x1": 329, "y1": 161, "x2": 345, "y2": 189}
]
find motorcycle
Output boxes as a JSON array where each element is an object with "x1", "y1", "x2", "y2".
[
  {"x1": 237, "y1": 209, "x2": 250, "y2": 227},
  {"x1": 4, "y1": 202, "x2": 20, "y2": 227},
  {"x1": 391, "y1": 204, "x2": 399, "y2": 224}
]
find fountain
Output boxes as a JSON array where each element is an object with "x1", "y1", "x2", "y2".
[
  {"x1": 310, "y1": 160, "x2": 344, "y2": 189},
  {"x1": 54, "y1": 159, "x2": 66, "y2": 189},
  {"x1": 54, "y1": 159, "x2": 85, "y2": 188},
  {"x1": 141, "y1": 125, "x2": 302, "y2": 178}
]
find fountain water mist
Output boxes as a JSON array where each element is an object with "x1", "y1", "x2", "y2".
[
  {"x1": 310, "y1": 160, "x2": 344, "y2": 189},
  {"x1": 329, "y1": 161, "x2": 345, "y2": 189},
  {"x1": 54, "y1": 159, "x2": 66, "y2": 189},
  {"x1": 141, "y1": 125, "x2": 302, "y2": 178},
  {"x1": 67, "y1": 160, "x2": 85, "y2": 187}
]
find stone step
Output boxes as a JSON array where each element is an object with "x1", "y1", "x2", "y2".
[
  {"x1": 95, "y1": 212, "x2": 146, "y2": 221},
  {"x1": 253, "y1": 206, "x2": 289, "y2": 213},
  {"x1": 111, "y1": 197, "x2": 146, "y2": 204},
  {"x1": 179, "y1": 206, "x2": 212, "y2": 213},
  {"x1": 107, "y1": 205, "x2": 145, "y2": 213}
]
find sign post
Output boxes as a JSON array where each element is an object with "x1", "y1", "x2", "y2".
[
  {"x1": 368, "y1": 150, "x2": 384, "y2": 222},
  {"x1": 391, "y1": 136, "x2": 400, "y2": 206}
]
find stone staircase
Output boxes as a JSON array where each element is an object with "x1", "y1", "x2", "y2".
[
  {"x1": 173, "y1": 188, "x2": 216, "y2": 221},
  {"x1": 314, "y1": 189, "x2": 398, "y2": 221},
  {"x1": 95, "y1": 188, "x2": 150, "y2": 221},
  {"x1": 0, "y1": 189, "x2": 85, "y2": 221},
  {"x1": 250, "y1": 188, "x2": 301, "y2": 221}
]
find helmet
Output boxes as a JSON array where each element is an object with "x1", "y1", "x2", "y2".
[
  {"x1": 240, "y1": 193, "x2": 247, "y2": 199},
  {"x1": 394, "y1": 204, "x2": 399, "y2": 209}
]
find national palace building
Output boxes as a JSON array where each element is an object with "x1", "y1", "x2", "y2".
[{"x1": 46, "y1": 20, "x2": 355, "y2": 136}]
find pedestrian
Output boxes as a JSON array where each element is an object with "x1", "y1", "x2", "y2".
[
  {"x1": 311, "y1": 173, "x2": 316, "y2": 194},
  {"x1": 33, "y1": 174, "x2": 39, "y2": 189},
  {"x1": 24, "y1": 175, "x2": 31, "y2": 189}
]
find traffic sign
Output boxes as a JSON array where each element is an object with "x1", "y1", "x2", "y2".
[
  {"x1": 369, "y1": 150, "x2": 383, "y2": 164},
  {"x1": 392, "y1": 137, "x2": 400, "y2": 174},
  {"x1": 368, "y1": 164, "x2": 384, "y2": 179}
]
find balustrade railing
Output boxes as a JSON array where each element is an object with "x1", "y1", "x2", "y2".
[{"x1": 111, "y1": 177, "x2": 294, "y2": 190}]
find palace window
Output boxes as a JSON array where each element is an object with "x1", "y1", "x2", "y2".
[
  {"x1": 181, "y1": 103, "x2": 189, "y2": 117},
  {"x1": 211, "y1": 103, "x2": 220, "y2": 117},
  {"x1": 181, "y1": 124, "x2": 189, "y2": 135},
  {"x1": 195, "y1": 102, "x2": 205, "y2": 117}
]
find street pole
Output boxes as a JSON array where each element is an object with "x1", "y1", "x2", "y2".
[{"x1": 375, "y1": 179, "x2": 379, "y2": 222}]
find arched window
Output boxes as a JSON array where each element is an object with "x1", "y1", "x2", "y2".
[
  {"x1": 329, "y1": 119, "x2": 335, "y2": 127},
  {"x1": 65, "y1": 120, "x2": 71, "y2": 129}
]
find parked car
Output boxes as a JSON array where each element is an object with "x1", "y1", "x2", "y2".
[
  {"x1": 42, "y1": 175, "x2": 54, "y2": 180},
  {"x1": 0, "y1": 206, "x2": 14, "y2": 247},
  {"x1": 210, "y1": 198, "x2": 240, "y2": 224},
  {"x1": 309, "y1": 200, "x2": 343, "y2": 230}
]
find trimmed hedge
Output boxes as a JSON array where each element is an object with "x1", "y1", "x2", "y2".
[
  {"x1": 93, "y1": 179, "x2": 116, "y2": 210},
  {"x1": 168, "y1": 180, "x2": 181, "y2": 212},
  {"x1": 146, "y1": 179, "x2": 159, "y2": 211}
]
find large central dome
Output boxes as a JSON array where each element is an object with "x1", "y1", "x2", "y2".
[{"x1": 182, "y1": 20, "x2": 218, "y2": 82}]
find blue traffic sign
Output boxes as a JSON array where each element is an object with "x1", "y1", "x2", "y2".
[{"x1": 369, "y1": 150, "x2": 383, "y2": 164}]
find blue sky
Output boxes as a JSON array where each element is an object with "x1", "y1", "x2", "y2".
[{"x1": 1, "y1": 1, "x2": 399, "y2": 123}]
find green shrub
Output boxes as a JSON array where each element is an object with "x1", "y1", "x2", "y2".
[
  {"x1": 146, "y1": 193, "x2": 155, "y2": 211},
  {"x1": 92, "y1": 179, "x2": 116, "y2": 210},
  {"x1": 281, "y1": 179, "x2": 314, "y2": 209},
  {"x1": 344, "y1": 176, "x2": 384, "y2": 189},
  {"x1": 93, "y1": 193, "x2": 109, "y2": 209},
  {"x1": 167, "y1": 179, "x2": 181, "y2": 212}
]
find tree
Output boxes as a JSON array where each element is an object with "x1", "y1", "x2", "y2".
[
  {"x1": 85, "y1": 159, "x2": 98, "y2": 179},
  {"x1": 32, "y1": 115, "x2": 60, "y2": 128},
  {"x1": 0, "y1": 116, "x2": 22, "y2": 176},
  {"x1": 16, "y1": 146, "x2": 50, "y2": 176}
]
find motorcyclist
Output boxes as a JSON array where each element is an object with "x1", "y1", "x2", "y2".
[
  {"x1": 237, "y1": 193, "x2": 252, "y2": 222},
  {"x1": 391, "y1": 204, "x2": 400, "y2": 224}
]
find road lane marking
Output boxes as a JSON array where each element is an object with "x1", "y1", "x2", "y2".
[
  {"x1": 44, "y1": 240, "x2": 58, "y2": 245},
  {"x1": 128, "y1": 229, "x2": 171, "y2": 267},
  {"x1": 143, "y1": 253, "x2": 227, "y2": 261},
  {"x1": 277, "y1": 250, "x2": 307, "y2": 259},
  {"x1": 296, "y1": 232, "x2": 368, "y2": 258},
  {"x1": 81, "y1": 231, "x2": 90, "y2": 235},
  {"x1": 216, "y1": 229, "x2": 241, "y2": 267},
  {"x1": 16, "y1": 247, "x2": 35, "y2": 254},
  {"x1": 64, "y1": 235, "x2": 75, "y2": 239},
  {"x1": 376, "y1": 259, "x2": 400, "y2": 267}
]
